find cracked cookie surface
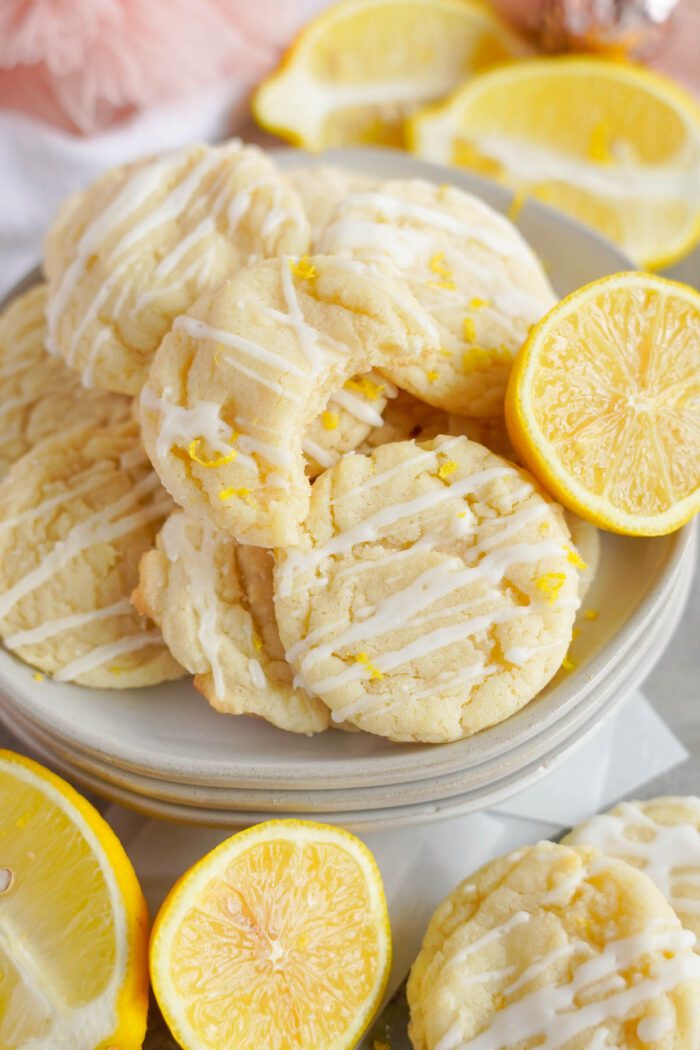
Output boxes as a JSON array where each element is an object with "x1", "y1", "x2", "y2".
[{"x1": 274, "y1": 435, "x2": 579, "y2": 742}]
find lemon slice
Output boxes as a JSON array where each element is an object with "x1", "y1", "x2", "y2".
[
  {"x1": 409, "y1": 57, "x2": 700, "y2": 268},
  {"x1": 0, "y1": 749, "x2": 148, "y2": 1049},
  {"x1": 505, "y1": 271, "x2": 700, "y2": 536},
  {"x1": 150, "y1": 819, "x2": 391, "y2": 1050},
  {"x1": 253, "y1": 0, "x2": 523, "y2": 150}
]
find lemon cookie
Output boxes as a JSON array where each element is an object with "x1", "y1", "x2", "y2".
[
  {"x1": 564, "y1": 511, "x2": 600, "y2": 600},
  {"x1": 133, "y1": 509, "x2": 329, "y2": 734},
  {"x1": 318, "y1": 179, "x2": 556, "y2": 416},
  {"x1": 408, "y1": 840, "x2": 700, "y2": 1050},
  {"x1": 358, "y1": 388, "x2": 450, "y2": 453},
  {"x1": 274, "y1": 435, "x2": 579, "y2": 743},
  {"x1": 304, "y1": 370, "x2": 395, "y2": 477},
  {"x1": 140, "y1": 253, "x2": 437, "y2": 547},
  {"x1": 0, "y1": 421, "x2": 181, "y2": 687},
  {"x1": 0, "y1": 284, "x2": 130, "y2": 479},
  {"x1": 285, "y1": 164, "x2": 375, "y2": 244},
  {"x1": 564, "y1": 797, "x2": 700, "y2": 947},
  {"x1": 44, "y1": 140, "x2": 309, "y2": 395}
]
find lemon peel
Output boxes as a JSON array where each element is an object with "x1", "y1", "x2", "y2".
[
  {"x1": 438, "y1": 460, "x2": 458, "y2": 480},
  {"x1": 322, "y1": 411, "x2": 340, "y2": 431},
  {"x1": 188, "y1": 438, "x2": 237, "y2": 468},
  {"x1": 345, "y1": 376, "x2": 385, "y2": 400},
  {"x1": 535, "y1": 571, "x2": 567, "y2": 605},
  {"x1": 355, "y1": 652, "x2": 384, "y2": 680},
  {"x1": 289, "y1": 255, "x2": 317, "y2": 282}
]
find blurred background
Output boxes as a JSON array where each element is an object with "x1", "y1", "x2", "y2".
[{"x1": 1, "y1": 0, "x2": 699, "y2": 297}]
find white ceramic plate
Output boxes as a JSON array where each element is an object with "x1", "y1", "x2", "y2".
[
  {"x1": 3, "y1": 523, "x2": 694, "y2": 822},
  {"x1": 0, "y1": 147, "x2": 690, "y2": 806},
  {"x1": 6, "y1": 547, "x2": 691, "y2": 831}
]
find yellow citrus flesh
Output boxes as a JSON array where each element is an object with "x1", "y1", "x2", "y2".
[
  {"x1": 409, "y1": 57, "x2": 700, "y2": 268},
  {"x1": 0, "y1": 749, "x2": 148, "y2": 1050},
  {"x1": 150, "y1": 819, "x2": 391, "y2": 1050},
  {"x1": 505, "y1": 271, "x2": 700, "y2": 536},
  {"x1": 253, "y1": 0, "x2": 523, "y2": 150}
]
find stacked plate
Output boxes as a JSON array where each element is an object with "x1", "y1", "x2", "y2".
[
  {"x1": 0, "y1": 149, "x2": 694, "y2": 830},
  {"x1": 0, "y1": 519, "x2": 694, "y2": 830}
]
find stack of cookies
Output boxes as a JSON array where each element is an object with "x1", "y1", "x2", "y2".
[{"x1": 0, "y1": 140, "x2": 600, "y2": 744}]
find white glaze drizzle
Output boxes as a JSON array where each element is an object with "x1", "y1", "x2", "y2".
[
  {"x1": 435, "y1": 923, "x2": 700, "y2": 1050},
  {"x1": 248, "y1": 658, "x2": 266, "y2": 689},
  {"x1": 54, "y1": 630, "x2": 163, "y2": 682},
  {"x1": 567, "y1": 801, "x2": 700, "y2": 920},
  {"x1": 4, "y1": 599, "x2": 133, "y2": 650},
  {"x1": 0, "y1": 473, "x2": 168, "y2": 619},
  {"x1": 302, "y1": 438, "x2": 341, "y2": 469},
  {"x1": 278, "y1": 464, "x2": 517, "y2": 596}
]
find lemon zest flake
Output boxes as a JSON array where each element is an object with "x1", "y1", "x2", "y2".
[
  {"x1": 565, "y1": 546, "x2": 588, "y2": 570},
  {"x1": 219, "y1": 486, "x2": 256, "y2": 507},
  {"x1": 354, "y1": 652, "x2": 383, "y2": 681},
  {"x1": 321, "y1": 410, "x2": 339, "y2": 431},
  {"x1": 469, "y1": 297, "x2": 489, "y2": 309},
  {"x1": 535, "y1": 572, "x2": 567, "y2": 605},
  {"x1": 439, "y1": 347, "x2": 453, "y2": 357},
  {"x1": 584, "y1": 609, "x2": 599, "y2": 621},
  {"x1": 426, "y1": 369, "x2": 439, "y2": 383},
  {"x1": 463, "y1": 317, "x2": 477, "y2": 342},
  {"x1": 562, "y1": 655, "x2": 576, "y2": 672},
  {"x1": 252, "y1": 633, "x2": 263, "y2": 652},
  {"x1": 345, "y1": 376, "x2": 384, "y2": 400},
  {"x1": 427, "y1": 279, "x2": 456, "y2": 291},
  {"x1": 32, "y1": 672, "x2": 44, "y2": 683},
  {"x1": 438, "y1": 460, "x2": 458, "y2": 480},
  {"x1": 188, "y1": 437, "x2": 237, "y2": 469},
  {"x1": 507, "y1": 190, "x2": 527, "y2": 221},
  {"x1": 289, "y1": 255, "x2": 317, "y2": 282}
]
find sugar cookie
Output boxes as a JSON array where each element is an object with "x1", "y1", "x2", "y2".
[
  {"x1": 304, "y1": 370, "x2": 395, "y2": 477},
  {"x1": 408, "y1": 841, "x2": 700, "y2": 1050},
  {"x1": 0, "y1": 421, "x2": 181, "y2": 687},
  {"x1": 285, "y1": 164, "x2": 375, "y2": 245},
  {"x1": 318, "y1": 179, "x2": 556, "y2": 415},
  {"x1": 358, "y1": 388, "x2": 449, "y2": 453},
  {"x1": 0, "y1": 284, "x2": 130, "y2": 479},
  {"x1": 274, "y1": 435, "x2": 579, "y2": 743},
  {"x1": 134, "y1": 509, "x2": 329, "y2": 734},
  {"x1": 564, "y1": 797, "x2": 700, "y2": 947},
  {"x1": 140, "y1": 253, "x2": 437, "y2": 547},
  {"x1": 44, "y1": 140, "x2": 309, "y2": 395}
]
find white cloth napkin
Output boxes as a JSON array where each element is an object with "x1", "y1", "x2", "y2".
[
  {"x1": 108, "y1": 689, "x2": 687, "y2": 1001},
  {"x1": 0, "y1": 79, "x2": 246, "y2": 298}
]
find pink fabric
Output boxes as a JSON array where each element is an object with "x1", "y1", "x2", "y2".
[{"x1": 0, "y1": 0, "x2": 305, "y2": 134}]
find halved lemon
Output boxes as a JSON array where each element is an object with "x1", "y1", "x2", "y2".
[
  {"x1": 253, "y1": 0, "x2": 524, "y2": 150},
  {"x1": 409, "y1": 57, "x2": 700, "y2": 268},
  {"x1": 150, "y1": 819, "x2": 391, "y2": 1050},
  {"x1": 0, "y1": 749, "x2": 149, "y2": 1049},
  {"x1": 505, "y1": 271, "x2": 700, "y2": 536}
]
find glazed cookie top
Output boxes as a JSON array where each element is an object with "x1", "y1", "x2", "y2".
[
  {"x1": 134, "y1": 510, "x2": 329, "y2": 734},
  {"x1": 44, "y1": 140, "x2": 309, "y2": 395},
  {"x1": 274, "y1": 435, "x2": 580, "y2": 743},
  {"x1": 285, "y1": 164, "x2": 376, "y2": 244},
  {"x1": 139, "y1": 253, "x2": 437, "y2": 547},
  {"x1": 407, "y1": 841, "x2": 700, "y2": 1050},
  {"x1": 0, "y1": 421, "x2": 181, "y2": 688},
  {"x1": 304, "y1": 370, "x2": 396, "y2": 477},
  {"x1": 318, "y1": 178, "x2": 556, "y2": 416},
  {"x1": 563, "y1": 797, "x2": 700, "y2": 945},
  {"x1": 0, "y1": 284, "x2": 130, "y2": 479}
]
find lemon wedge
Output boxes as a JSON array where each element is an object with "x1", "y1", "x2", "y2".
[
  {"x1": 254, "y1": 0, "x2": 523, "y2": 149},
  {"x1": 505, "y1": 271, "x2": 700, "y2": 535},
  {"x1": 409, "y1": 57, "x2": 700, "y2": 268},
  {"x1": 0, "y1": 749, "x2": 149, "y2": 1049},
  {"x1": 150, "y1": 819, "x2": 391, "y2": 1050}
]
